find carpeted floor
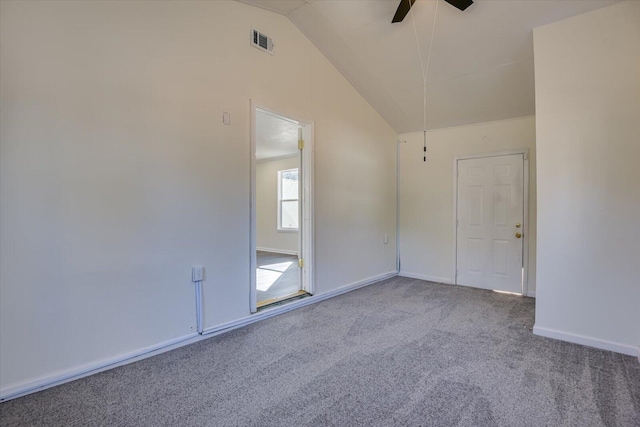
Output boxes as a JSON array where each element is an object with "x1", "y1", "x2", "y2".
[{"x1": 1, "y1": 277, "x2": 639, "y2": 426}]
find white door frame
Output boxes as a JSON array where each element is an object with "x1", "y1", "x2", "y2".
[
  {"x1": 451, "y1": 149, "x2": 530, "y2": 296},
  {"x1": 250, "y1": 99, "x2": 314, "y2": 313}
]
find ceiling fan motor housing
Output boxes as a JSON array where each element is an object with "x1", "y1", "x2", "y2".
[
  {"x1": 444, "y1": 0, "x2": 474, "y2": 12},
  {"x1": 392, "y1": 0, "x2": 473, "y2": 24}
]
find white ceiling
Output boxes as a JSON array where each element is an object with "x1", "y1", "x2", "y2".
[
  {"x1": 256, "y1": 108, "x2": 300, "y2": 160},
  {"x1": 239, "y1": 0, "x2": 618, "y2": 133}
]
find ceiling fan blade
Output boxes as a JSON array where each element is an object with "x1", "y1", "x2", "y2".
[
  {"x1": 444, "y1": 0, "x2": 473, "y2": 11},
  {"x1": 392, "y1": 0, "x2": 416, "y2": 23}
]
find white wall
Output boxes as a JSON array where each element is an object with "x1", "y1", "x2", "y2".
[
  {"x1": 256, "y1": 156, "x2": 299, "y2": 254},
  {"x1": 533, "y1": 1, "x2": 640, "y2": 355},
  {"x1": 0, "y1": 0, "x2": 397, "y2": 394},
  {"x1": 398, "y1": 117, "x2": 537, "y2": 294}
]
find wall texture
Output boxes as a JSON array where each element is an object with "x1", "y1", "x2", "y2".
[
  {"x1": 398, "y1": 117, "x2": 537, "y2": 294},
  {"x1": 0, "y1": 0, "x2": 397, "y2": 394},
  {"x1": 533, "y1": 1, "x2": 640, "y2": 355},
  {"x1": 256, "y1": 156, "x2": 299, "y2": 254}
]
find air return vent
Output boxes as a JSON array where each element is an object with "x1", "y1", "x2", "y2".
[{"x1": 251, "y1": 28, "x2": 274, "y2": 54}]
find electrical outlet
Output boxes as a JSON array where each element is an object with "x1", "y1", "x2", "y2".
[{"x1": 192, "y1": 266, "x2": 204, "y2": 282}]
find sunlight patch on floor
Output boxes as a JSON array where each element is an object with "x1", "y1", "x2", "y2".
[
  {"x1": 492, "y1": 289, "x2": 522, "y2": 296},
  {"x1": 256, "y1": 262, "x2": 293, "y2": 291}
]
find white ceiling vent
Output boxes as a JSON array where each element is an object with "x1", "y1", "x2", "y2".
[{"x1": 251, "y1": 28, "x2": 274, "y2": 55}]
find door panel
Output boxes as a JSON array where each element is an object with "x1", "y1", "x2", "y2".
[
  {"x1": 469, "y1": 186, "x2": 484, "y2": 226},
  {"x1": 456, "y1": 154, "x2": 524, "y2": 293}
]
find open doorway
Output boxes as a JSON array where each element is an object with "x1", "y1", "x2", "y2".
[{"x1": 250, "y1": 103, "x2": 313, "y2": 312}]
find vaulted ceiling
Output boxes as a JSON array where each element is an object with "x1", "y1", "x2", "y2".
[{"x1": 239, "y1": 0, "x2": 618, "y2": 133}]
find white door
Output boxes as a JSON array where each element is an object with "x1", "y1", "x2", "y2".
[{"x1": 456, "y1": 154, "x2": 524, "y2": 294}]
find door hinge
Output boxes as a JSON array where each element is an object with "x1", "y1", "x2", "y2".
[
  {"x1": 298, "y1": 139, "x2": 304, "y2": 150},
  {"x1": 298, "y1": 258, "x2": 304, "y2": 268}
]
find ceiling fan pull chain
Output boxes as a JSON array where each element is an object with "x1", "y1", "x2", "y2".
[
  {"x1": 409, "y1": 0, "x2": 439, "y2": 162},
  {"x1": 423, "y1": 0, "x2": 439, "y2": 162},
  {"x1": 423, "y1": 80, "x2": 427, "y2": 161},
  {"x1": 424, "y1": 131, "x2": 427, "y2": 162},
  {"x1": 396, "y1": 0, "x2": 472, "y2": 157}
]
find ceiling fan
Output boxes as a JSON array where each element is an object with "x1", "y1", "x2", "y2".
[{"x1": 392, "y1": 0, "x2": 473, "y2": 23}]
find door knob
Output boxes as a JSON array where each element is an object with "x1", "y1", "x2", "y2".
[
  {"x1": 515, "y1": 232, "x2": 522, "y2": 239},
  {"x1": 515, "y1": 223, "x2": 521, "y2": 228}
]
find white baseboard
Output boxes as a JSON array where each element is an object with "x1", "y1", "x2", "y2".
[
  {"x1": 202, "y1": 270, "x2": 399, "y2": 337},
  {"x1": 533, "y1": 325, "x2": 638, "y2": 357},
  {"x1": 526, "y1": 291, "x2": 536, "y2": 298},
  {"x1": 256, "y1": 247, "x2": 298, "y2": 256},
  {"x1": 0, "y1": 270, "x2": 398, "y2": 402},
  {"x1": 398, "y1": 271, "x2": 452, "y2": 284},
  {"x1": 0, "y1": 333, "x2": 203, "y2": 402}
]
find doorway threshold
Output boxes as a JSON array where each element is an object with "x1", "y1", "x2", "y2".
[{"x1": 257, "y1": 290, "x2": 310, "y2": 311}]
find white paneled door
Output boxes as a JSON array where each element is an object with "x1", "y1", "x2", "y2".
[{"x1": 456, "y1": 154, "x2": 524, "y2": 294}]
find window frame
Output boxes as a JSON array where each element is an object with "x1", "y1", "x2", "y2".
[{"x1": 277, "y1": 168, "x2": 299, "y2": 232}]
